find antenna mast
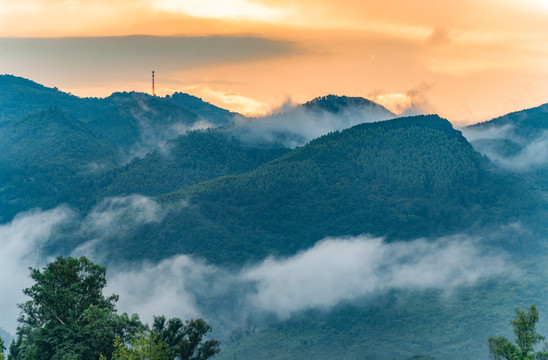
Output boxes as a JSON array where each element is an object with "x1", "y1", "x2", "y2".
[{"x1": 152, "y1": 70, "x2": 156, "y2": 96}]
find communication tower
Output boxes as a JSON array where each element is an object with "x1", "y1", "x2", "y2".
[{"x1": 152, "y1": 70, "x2": 156, "y2": 96}]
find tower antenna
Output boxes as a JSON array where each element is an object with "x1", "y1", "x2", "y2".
[{"x1": 152, "y1": 70, "x2": 156, "y2": 96}]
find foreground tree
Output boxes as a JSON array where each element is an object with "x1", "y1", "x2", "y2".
[
  {"x1": 8, "y1": 256, "x2": 144, "y2": 360},
  {"x1": 152, "y1": 316, "x2": 220, "y2": 360},
  {"x1": 488, "y1": 304, "x2": 548, "y2": 360},
  {"x1": 8, "y1": 256, "x2": 219, "y2": 360}
]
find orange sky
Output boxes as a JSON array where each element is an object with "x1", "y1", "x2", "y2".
[{"x1": 1, "y1": 0, "x2": 547, "y2": 124}]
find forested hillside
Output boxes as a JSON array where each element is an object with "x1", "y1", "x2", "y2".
[
  {"x1": 107, "y1": 115, "x2": 531, "y2": 265},
  {"x1": 88, "y1": 130, "x2": 290, "y2": 199}
]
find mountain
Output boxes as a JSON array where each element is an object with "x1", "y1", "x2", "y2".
[
  {"x1": 89, "y1": 129, "x2": 290, "y2": 199},
  {"x1": 468, "y1": 103, "x2": 548, "y2": 138},
  {"x1": 302, "y1": 94, "x2": 394, "y2": 116},
  {"x1": 0, "y1": 75, "x2": 86, "y2": 123},
  {"x1": 0, "y1": 108, "x2": 117, "y2": 220},
  {"x1": 84, "y1": 92, "x2": 200, "y2": 155},
  {"x1": 165, "y1": 92, "x2": 237, "y2": 126},
  {"x1": 101, "y1": 115, "x2": 531, "y2": 265},
  {"x1": 219, "y1": 272, "x2": 548, "y2": 360},
  {"x1": 229, "y1": 95, "x2": 396, "y2": 147},
  {"x1": 463, "y1": 103, "x2": 548, "y2": 166},
  {"x1": 462, "y1": 103, "x2": 548, "y2": 203},
  {"x1": 0, "y1": 75, "x2": 239, "y2": 157}
]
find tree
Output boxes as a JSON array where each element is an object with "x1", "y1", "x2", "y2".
[
  {"x1": 1, "y1": 337, "x2": 5, "y2": 360},
  {"x1": 152, "y1": 317, "x2": 220, "y2": 360},
  {"x1": 8, "y1": 256, "x2": 144, "y2": 360},
  {"x1": 109, "y1": 333, "x2": 172, "y2": 360},
  {"x1": 488, "y1": 304, "x2": 548, "y2": 360},
  {"x1": 8, "y1": 256, "x2": 219, "y2": 360}
]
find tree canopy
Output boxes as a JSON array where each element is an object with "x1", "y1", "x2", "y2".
[
  {"x1": 488, "y1": 304, "x2": 548, "y2": 360},
  {"x1": 8, "y1": 256, "x2": 218, "y2": 360}
]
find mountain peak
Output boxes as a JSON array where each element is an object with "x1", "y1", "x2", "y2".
[{"x1": 302, "y1": 95, "x2": 394, "y2": 115}]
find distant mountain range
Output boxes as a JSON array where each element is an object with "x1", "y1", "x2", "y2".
[{"x1": 2, "y1": 74, "x2": 548, "y2": 360}]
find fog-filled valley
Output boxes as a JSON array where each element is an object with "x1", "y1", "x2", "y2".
[{"x1": 2, "y1": 75, "x2": 548, "y2": 360}]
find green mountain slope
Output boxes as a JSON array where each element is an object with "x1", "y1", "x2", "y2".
[
  {"x1": 0, "y1": 75, "x2": 93, "y2": 123},
  {"x1": 464, "y1": 103, "x2": 548, "y2": 161},
  {"x1": 219, "y1": 272, "x2": 548, "y2": 360},
  {"x1": 0, "y1": 108, "x2": 116, "y2": 220},
  {"x1": 165, "y1": 92, "x2": 237, "y2": 126},
  {"x1": 110, "y1": 115, "x2": 530, "y2": 264},
  {"x1": 90, "y1": 129, "x2": 290, "y2": 198},
  {"x1": 84, "y1": 92, "x2": 199, "y2": 153},
  {"x1": 302, "y1": 94, "x2": 394, "y2": 116},
  {"x1": 0, "y1": 75, "x2": 237, "y2": 156},
  {"x1": 469, "y1": 103, "x2": 548, "y2": 138}
]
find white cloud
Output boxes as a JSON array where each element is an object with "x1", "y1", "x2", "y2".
[
  {"x1": 149, "y1": 0, "x2": 286, "y2": 21},
  {"x1": 73, "y1": 195, "x2": 176, "y2": 261},
  {"x1": 0, "y1": 207, "x2": 73, "y2": 333},
  {"x1": 241, "y1": 235, "x2": 506, "y2": 317},
  {"x1": 233, "y1": 103, "x2": 395, "y2": 147},
  {"x1": 105, "y1": 235, "x2": 508, "y2": 325},
  {"x1": 106, "y1": 255, "x2": 218, "y2": 324}
]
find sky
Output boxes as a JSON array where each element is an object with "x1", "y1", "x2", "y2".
[{"x1": 1, "y1": 0, "x2": 548, "y2": 124}]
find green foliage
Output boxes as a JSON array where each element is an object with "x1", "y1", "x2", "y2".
[
  {"x1": 165, "y1": 92, "x2": 235, "y2": 126},
  {"x1": 110, "y1": 334, "x2": 172, "y2": 360},
  {"x1": 152, "y1": 317, "x2": 220, "y2": 360},
  {"x1": 8, "y1": 257, "x2": 145, "y2": 360},
  {"x1": 488, "y1": 304, "x2": 548, "y2": 360},
  {"x1": 0, "y1": 337, "x2": 5, "y2": 360},
  {"x1": 7, "y1": 256, "x2": 219, "y2": 360},
  {"x1": 20, "y1": 256, "x2": 118, "y2": 327}
]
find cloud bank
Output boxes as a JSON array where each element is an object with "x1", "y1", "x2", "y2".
[
  {"x1": 103, "y1": 235, "x2": 508, "y2": 327},
  {"x1": 0, "y1": 199, "x2": 509, "y2": 337},
  {"x1": 232, "y1": 103, "x2": 395, "y2": 147},
  {"x1": 240, "y1": 235, "x2": 506, "y2": 317}
]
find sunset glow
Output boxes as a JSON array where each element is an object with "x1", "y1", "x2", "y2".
[{"x1": 1, "y1": 0, "x2": 547, "y2": 123}]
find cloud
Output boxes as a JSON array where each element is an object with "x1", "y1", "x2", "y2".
[
  {"x1": 460, "y1": 124, "x2": 515, "y2": 143},
  {"x1": 427, "y1": 28, "x2": 452, "y2": 46},
  {"x1": 0, "y1": 36, "x2": 297, "y2": 86},
  {"x1": 179, "y1": 85, "x2": 271, "y2": 117},
  {"x1": 0, "y1": 195, "x2": 178, "y2": 333},
  {"x1": 0, "y1": 207, "x2": 73, "y2": 333},
  {"x1": 104, "y1": 234, "x2": 508, "y2": 329},
  {"x1": 0, "y1": 202, "x2": 510, "y2": 338},
  {"x1": 149, "y1": 0, "x2": 288, "y2": 21},
  {"x1": 82, "y1": 195, "x2": 165, "y2": 237},
  {"x1": 106, "y1": 255, "x2": 219, "y2": 324},
  {"x1": 240, "y1": 235, "x2": 507, "y2": 317},
  {"x1": 73, "y1": 195, "x2": 176, "y2": 260},
  {"x1": 231, "y1": 101, "x2": 395, "y2": 147},
  {"x1": 369, "y1": 84, "x2": 433, "y2": 117},
  {"x1": 493, "y1": 131, "x2": 548, "y2": 170}
]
